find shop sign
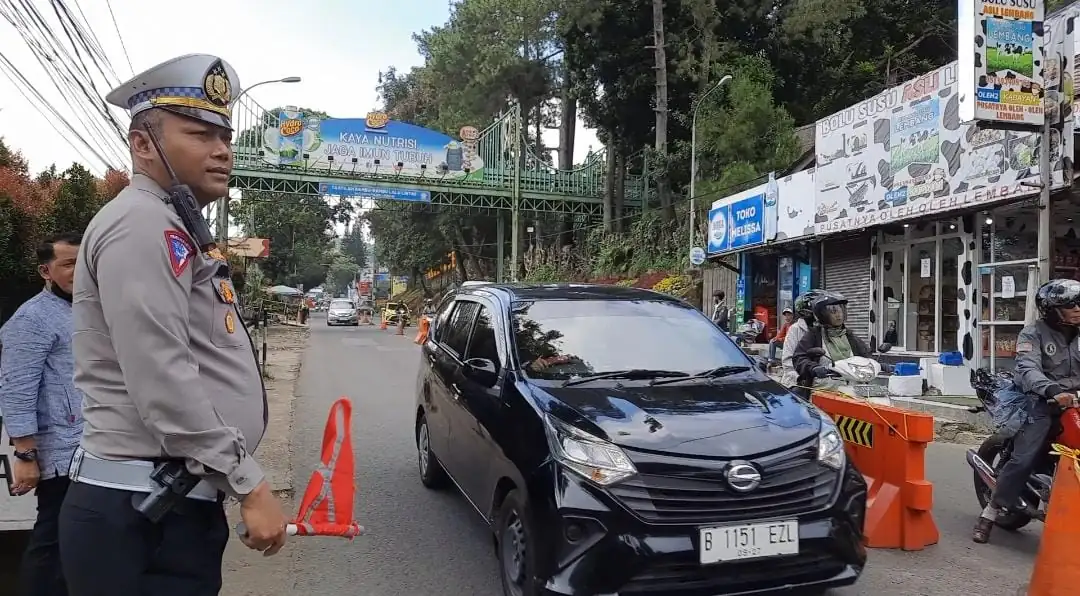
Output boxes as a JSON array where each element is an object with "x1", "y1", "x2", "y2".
[
  {"x1": 707, "y1": 188, "x2": 769, "y2": 255},
  {"x1": 958, "y1": 0, "x2": 1046, "y2": 126},
  {"x1": 813, "y1": 25, "x2": 1073, "y2": 237}
]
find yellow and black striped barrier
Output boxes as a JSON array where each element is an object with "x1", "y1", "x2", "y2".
[{"x1": 834, "y1": 415, "x2": 874, "y2": 448}]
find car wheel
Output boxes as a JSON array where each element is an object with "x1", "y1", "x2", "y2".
[
  {"x1": 417, "y1": 415, "x2": 448, "y2": 489},
  {"x1": 497, "y1": 489, "x2": 539, "y2": 596}
]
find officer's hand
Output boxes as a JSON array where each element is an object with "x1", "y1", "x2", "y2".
[
  {"x1": 812, "y1": 366, "x2": 833, "y2": 378},
  {"x1": 1052, "y1": 392, "x2": 1078, "y2": 408},
  {"x1": 239, "y1": 481, "x2": 287, "y2": 556},
  {"x1": 11, "y1": 460, "x2": 39, "y2": 496}
]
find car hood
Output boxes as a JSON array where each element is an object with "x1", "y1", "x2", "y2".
[{"x1": 537, "y1": 379, "x2": 821, "y2": 459}]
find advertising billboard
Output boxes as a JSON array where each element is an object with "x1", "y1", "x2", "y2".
[
  {"x1": 774, "y1": 169, "x2": 816, "y2": 242},
  {"x1": 707, "y1": 183, "x2": 772, "y2": 255},
  {"x1": 260, "y1": 110, "x2": 484, "y2": 180},
  {"x1": 814, "y1": 57, "x2": 1072, "y2": 236},
  {"x1": 958, "y1": 0, "x2": 1046, "y2": 125}
]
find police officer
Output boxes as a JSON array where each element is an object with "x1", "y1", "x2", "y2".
[
  {"x1": 60, "y1": 54, "x2": 287, "y2": 595},
  {"x1": 972, "y1": 278, "x2": 1080, "y2": 544}
]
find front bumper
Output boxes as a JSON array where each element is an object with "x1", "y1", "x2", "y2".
[
  {"x1": 532, "y1": 461, "x2": 867, "y2": 596},
  {"x1": 328, "y1": 314, "x2": 358, "y2": 325}
]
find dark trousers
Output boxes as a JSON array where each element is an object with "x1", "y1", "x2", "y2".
[
  {"x1": 20, "y1": 476, "x2": 70, "y2": 596},
  {"x1": 58, "y1": 481, "x2": 228, "y2": 596},
  {"x1": 991, "y1": 401, "x2": 1055, "y2": 509},
  {"x1": 768, "y1": 339, "x2": 782, "y2": 360}
]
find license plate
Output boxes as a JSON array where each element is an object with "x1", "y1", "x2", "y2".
[{"x1": 698, "y1": 520, "x2": 799, "y2": 564}]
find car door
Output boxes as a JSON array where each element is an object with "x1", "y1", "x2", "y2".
[
  {"x1": 450, "y1": 299, "x2": 508, "y2": 508},
  {"x1": 431, "y1": 300, "x2": 480, "y2": 484},
  {"x1": 420, "y1": 299, "x2": 471, "y2": 466}
]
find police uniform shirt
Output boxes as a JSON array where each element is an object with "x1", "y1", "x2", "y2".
[
  {"x1": 72, "y1": 174, "x2": 266, "y2": 498},
  {"x1": 1014, "y1": 320, "x2": 1080, "y2": 398}
]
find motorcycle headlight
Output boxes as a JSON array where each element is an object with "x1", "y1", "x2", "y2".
[
  {"x1": 816, "y1": 418, "x2": 845, "y2": 470},
  {"x1": 544, "y1": 415, "x2": 637, "y2": 486},
  {"x1": 850, "y1": 363, "x2": 875, "y2": 383}
]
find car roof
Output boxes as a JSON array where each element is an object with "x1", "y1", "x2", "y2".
[{"x1": 457, "y1": 282, "x2": 678, "y2": 303}]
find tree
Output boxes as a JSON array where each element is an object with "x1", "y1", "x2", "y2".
[
  {"x1": 324, "y1": 253, "x2": 360, "y2": 297},
  {"x1": 341, "y1": 224, "x2": 368, "y2": 269}
]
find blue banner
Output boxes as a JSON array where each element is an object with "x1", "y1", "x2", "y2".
[
  {"x1": 707, "y1": 193, "x2": 766, "y2": 254},
  {"x1": 319, "y1": 183, "x2": 431, "y2": 203}
]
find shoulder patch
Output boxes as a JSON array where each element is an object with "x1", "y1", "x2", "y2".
[
  {"x1": 164, "y1": 230, "x2": 194, "y2": 277},
  {"x1": 1046, "y1": 342, "x2": 1058, "y2": 356},
  {"x1": 1016, "y1": 341, "x2": 1034, "y2": 353}
]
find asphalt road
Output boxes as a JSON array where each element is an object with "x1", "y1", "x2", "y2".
[{"x1": 0, "y1": 318, "x2": 1043, "y2": 595}]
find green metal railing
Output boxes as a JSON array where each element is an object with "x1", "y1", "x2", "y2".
[{"x1": 228, "y1": 96, "x2": 650, "y2": 207}]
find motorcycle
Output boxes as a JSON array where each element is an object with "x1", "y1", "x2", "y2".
[
  {"x1": 803, "y1": 344, "x2": 893, "y2": 406},
  {"x1": 965, "y1": 368, "x2": 1080, "y2": 529},
  {"x1": 730, "y1": 319, "x2": 765, "y2": 349}
]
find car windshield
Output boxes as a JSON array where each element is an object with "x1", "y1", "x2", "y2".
[
  {"x1": 512, "y1": 299, "x2": 748, "y2": 381},
  {"x1": 330, "y1": 300, "x2": 353, "y2": 310}
]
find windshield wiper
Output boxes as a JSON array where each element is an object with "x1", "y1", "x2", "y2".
[
  {"x1": 649, "y1": 365, "x2": 752, "y2": 386},
  {"x1": 561, "y1": 369, "x2": 689, "y2": 387}
]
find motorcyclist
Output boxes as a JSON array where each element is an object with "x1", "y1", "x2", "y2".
[
  {"x1": 780, "y1": 289, "x2": 823, "y2": 388},
  {"x1": 791, "y1": 290, "x2": 872, "y2": 391},
  {"x1": 972, "y1": 278, "x2": 1080, "y2": 544}
]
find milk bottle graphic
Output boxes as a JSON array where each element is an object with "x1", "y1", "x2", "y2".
[{"x1": 764, "y1": 172, "x2": 779, "y2": 241}]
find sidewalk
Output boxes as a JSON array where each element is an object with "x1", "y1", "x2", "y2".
[{"x1": 221, "y1": 325, "x2": 307, "y2": 595}]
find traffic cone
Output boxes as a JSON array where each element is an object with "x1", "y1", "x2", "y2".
[
  {"x1": 379, "y1": 319, "x2": 387, "y2": 331},
  {"x1": 1028, "y1": 450, "x2": 1080, "y2": 594}
]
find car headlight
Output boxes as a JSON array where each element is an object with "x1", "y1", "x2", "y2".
[
  {"x1": 544, "y1": 415, "x2": 637, "y2": 486},
  {"x1": 816, "y1": 418, "x2": 845, "y2": 470}
]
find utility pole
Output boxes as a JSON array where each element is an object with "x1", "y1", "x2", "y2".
[
  {"x1": 651, "y1": 0, "x2": 672, "y2": 220},
  {"x1": 1037, "y1": 114, "x2": 1052, "y2": 284}
]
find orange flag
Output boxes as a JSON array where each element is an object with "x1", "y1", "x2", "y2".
[{"x1": 288, "y1": 397, "x2": 363, "y2": 538}]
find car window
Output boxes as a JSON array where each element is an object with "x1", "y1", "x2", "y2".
[
  {"x1": 465, "y1": 305, "x2": 501, "y2": 373},
  {"x1": 512, "y1": 299, "x2": 749, "y2": 380},
  {"x1": 441, "y1": 301, "x2": 479, "y2": 357},
  {"x1": 329, "y1": 300, "x2": 353, "y2": 309},
  {"x1": 431, "y1": 298, "x2": 457, "y2": 343}
]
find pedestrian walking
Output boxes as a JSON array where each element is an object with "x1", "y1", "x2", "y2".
[
  {"x1": 0, "y1": 233, "x2": 84, "y2": 596},
  {"x1": 59, "y1": 54, "x2": 287, "y2": 596}
]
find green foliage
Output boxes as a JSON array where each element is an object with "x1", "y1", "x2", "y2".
[
  {"x1": 340, "y1": 225, "x2": 368, "y2": 269},
  {"x1": 324, "y1": 254, "x2": 360, "y2": 297}
]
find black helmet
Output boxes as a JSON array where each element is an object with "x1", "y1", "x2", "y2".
[
  {"x1": 811, "y1": 290, "x2": 848, "y2": 328},
  {"x1": 1036, "y1": 279, "x2": 1080, "y2": 325},
  {"x1": 794, "y1": 289, "x2": 824, "y2": 320}
]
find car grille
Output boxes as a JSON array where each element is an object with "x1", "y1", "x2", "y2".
[
  {"x1": 608, "y1": 438, "x2": 837, "y2": 524},
  {"x1": 619, "y1": 550, "x2": 847, "y2": 595}
]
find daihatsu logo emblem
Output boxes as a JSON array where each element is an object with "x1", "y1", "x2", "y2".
[{"x1": 726, "y1": 462, "x2": 761, "y2": 492}]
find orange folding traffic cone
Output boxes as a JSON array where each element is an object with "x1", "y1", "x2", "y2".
[{"x1": 379, "y1": 319, "x2": 387, "y2": 330}]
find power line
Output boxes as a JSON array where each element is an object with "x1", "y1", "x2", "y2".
[{"x1": 103, "y1": 0, "x2": 131, "y2": 76}]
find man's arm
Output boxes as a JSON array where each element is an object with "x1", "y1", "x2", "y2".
[
  {"x1": 0, "y1": 312, "x2": 52, "y2": 447},
  {"x1": 92, "y1": 215, "x2": 263, "y2": 498},
  {"x1": 849, "y1": 331, "x2": 873, "y2": 358},
  {"x1": 1014, "y1": 326, "x2": 1063, "y2": 398}
]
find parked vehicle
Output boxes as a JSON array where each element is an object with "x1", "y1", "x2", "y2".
[
  {"x1": 382, "y1": 302, "x2": 411, "y2": 326},
  {"x1": 965, "y1": 368, "x2": 1080, "y2": 530},
  {"x1": 326, "y1": 298, "x2": 359, "y2": 326},
  {"x1": 730, "y1": 319, "x2": 765, "y2": 348},
  {"x1": 414, "y1": 283, "x2": 867, "y2": 596}
]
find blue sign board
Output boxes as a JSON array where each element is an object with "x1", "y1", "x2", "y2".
[
  {"x1": 319, "y1": 183, "x2": 431, "y2": 203},
  {"x1": 706, "y1": 193, "x2": 766, "y2": 254}
]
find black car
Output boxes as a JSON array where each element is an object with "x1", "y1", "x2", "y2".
[{"x1": 414, "y1": 284, "x2": 867, "y2": 596}]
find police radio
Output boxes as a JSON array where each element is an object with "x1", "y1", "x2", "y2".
[{"x1": 143, "y1": 124, "x2": 217, "y2": 252}]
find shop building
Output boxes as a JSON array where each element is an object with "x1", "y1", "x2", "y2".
[
  {"x1": 705, "y1": 9, "x2": 1080, "y2": 381},
  {"x1": 706, "y1": 169, "x2": 819, "y2": 336}
]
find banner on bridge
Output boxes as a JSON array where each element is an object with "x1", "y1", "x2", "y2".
[{"x1": 261, "y1": 109, "x2": 484, "y2": 180}]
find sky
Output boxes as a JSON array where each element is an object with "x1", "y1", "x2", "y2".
[{"x1": 0, "y1": 0, "x2": 600, "y2": 178}]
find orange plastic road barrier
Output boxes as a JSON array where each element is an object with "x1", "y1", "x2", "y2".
[
  {"x1": 1028, "y1": 450, "x2": 1080, "y2": 594},
  {"x1": 811, "y1": 391, "x2": 939, "y2": 550},
  {"x1": 414, "y1": 316, "x2": 430, "y2": 344}
]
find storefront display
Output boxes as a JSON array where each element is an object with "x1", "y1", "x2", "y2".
[
  {"x1": 978, "y1": 204, "x2": 1038, "y2": 371},
  {"x1": 872, "y1": 219, "x2": 966, "y2": 354}
]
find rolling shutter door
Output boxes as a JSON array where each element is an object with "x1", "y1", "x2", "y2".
[{"x1": 823, "y1": 235, "x2": 871, "y2": 342}]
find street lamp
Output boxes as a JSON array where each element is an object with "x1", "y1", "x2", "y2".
[
  {"x1": 230, "y1": 76, "x2": 302, "y2": 108},
  {"x1": 689, "y1": 74, "x2": 732, "y2": 254}
]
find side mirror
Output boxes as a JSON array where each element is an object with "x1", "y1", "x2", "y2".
[
  {"x1": 806, "y1": 347, "x2": 827, "y2": 359},
  {"x1": 877, "y1": 343, "x2": 892, "y2": 354},
  {"x1": 751, "y1": 355, "x2": 769, "y2": 373},
  {"x1": 463, "y1": 357, "x2": 500, "y2": 388}
]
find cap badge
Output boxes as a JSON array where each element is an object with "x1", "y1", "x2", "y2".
[{"x1": 203, "y1": 59, "x2": 232, "y2": 107}]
